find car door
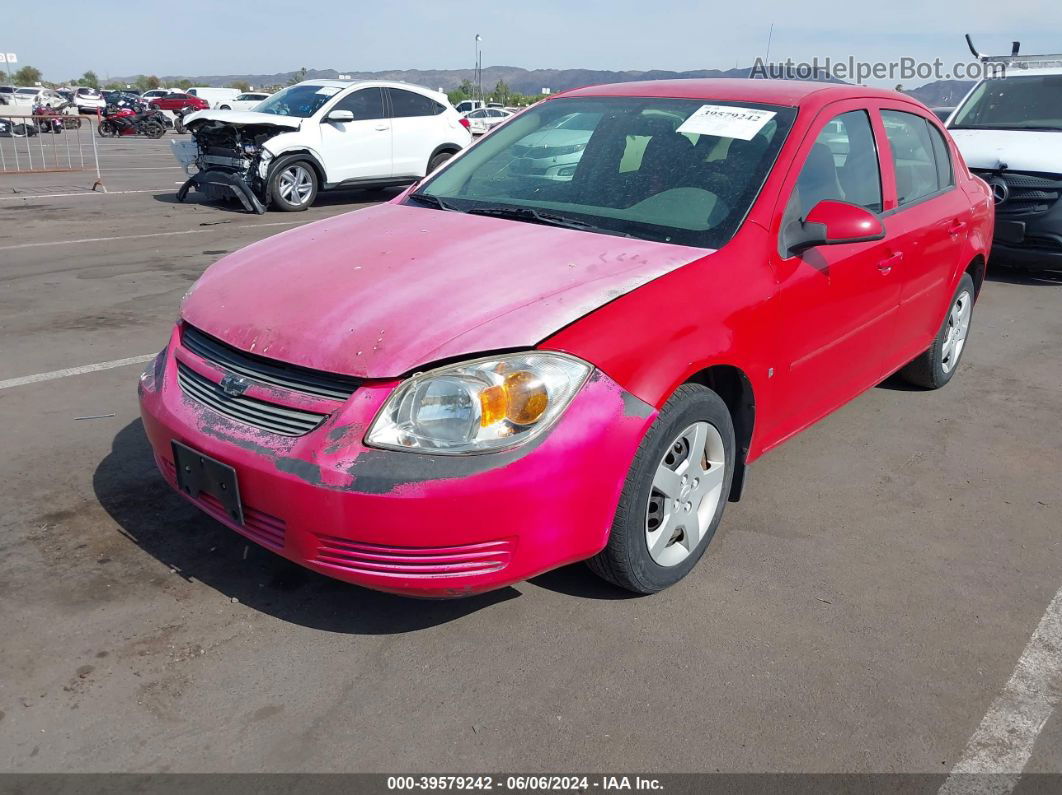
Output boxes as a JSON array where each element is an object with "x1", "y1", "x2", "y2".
[
  {"x1": 385, "y1": 87, "x2": 447, "y2": 177},
  {"x1": 768, "y1": 102, "x2": 902, "y2": 435},
  {"x1": 874, "y1": 104, "x2": 970, "y2": 366},
  {"x1": 316, "y1": 87, "x2": 392, "y2": 183}
]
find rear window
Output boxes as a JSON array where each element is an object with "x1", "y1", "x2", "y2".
[{"x1": 387, "y1": 88, "x2": 445, "y2": 117}]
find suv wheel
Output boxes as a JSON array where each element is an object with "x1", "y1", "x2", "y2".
[
  {"x1": 269, "y1": 161, "x2": 318, "y2": 211},
  {"x1": 428, "y1": 151, "x2": 455, "y2": 173}
]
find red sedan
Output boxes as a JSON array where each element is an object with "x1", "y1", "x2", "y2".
[
  {"x1": 147, "y1": 92, "x2": 209, "y2": 113},
  {"x1": 138, "y1": 79, "x2": 993, "y2": 596}
]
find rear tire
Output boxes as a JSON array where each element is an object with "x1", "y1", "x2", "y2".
[
  {"x1": 587, "y1": 384, "x2": 735, "y2": 594},
  {"x1": 269, "y1": 160, "x2": 318, "y2": 211},
  {"x1": 427, "y1": 150, "x2": 455, "y2": 173},
  {"x1": 899, "y1": 273, "x2": 975, "y2": 389},
  {"x1": 143, "y1": 120, "x2": 165, "y2": 139}
]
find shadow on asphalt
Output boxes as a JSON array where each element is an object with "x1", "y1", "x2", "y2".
[
  {"x1": 986, "y1": 267, "x2": 1062, "y2": 286},
  {"x1": 94, "y1": 420, "x2": 518, "y2": 634},
  {"x1": 150, "y1": 185, "x2": 403, "y2": 213}
]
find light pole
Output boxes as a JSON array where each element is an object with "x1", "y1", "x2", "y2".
[{"x1": 474, "y1": 34, "x2": 482, "y2": 102}]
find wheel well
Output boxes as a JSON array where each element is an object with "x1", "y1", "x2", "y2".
[
  {"x1": 966, "y1": 255, "x2": 986, "y2": 298},
  {"x1": 684, "y1": 365, "x2": 755, "y2": 502}
]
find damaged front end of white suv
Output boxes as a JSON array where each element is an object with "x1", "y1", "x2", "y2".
[{"x1": 173, "y1": 111, "x2": 302, "y2": 214}]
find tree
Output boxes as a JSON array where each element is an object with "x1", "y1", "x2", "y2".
[
  {"x1": 287, "y1": 67, "x2": 308, "y2": 86},
  {"x1": 228, "y1": 80, "x2": 251, "y2": 92},
  {"x1": 104, "y1": 81, "x2": 124, "y2": 91},
  {"x1": 176, "y1": 79, "x2": 193, "y2": 91},
  {"x1": 79, "y1": 70, "x2": 99, "y2": 89},
  {"x1": 13, "y1": 66, "x2": 43, "y2": 86},
  {"x1": 492, "y1": 80, "x2": 510, "y2": 104}
]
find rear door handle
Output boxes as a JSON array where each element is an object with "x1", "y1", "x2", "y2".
[
  {"x1": 947, "y1": 219, "x2": 967, "y2": 236},
  {"x1": 374, "y1": 125, "x2": 389, "y2": 131},
  {"x1": 878, "y1": 252, "x2": 903, "y2": 274}
]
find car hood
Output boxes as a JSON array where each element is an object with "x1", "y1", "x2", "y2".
[
  {"x1": 949, "y1": 129, "x2": 1062, "y2": 173},
  {"x1": 180, "y1": 202, "x2": 709, "y2": 378},
  {"x1": 183, "y1": 109, "x2": 302, "y2": 129}
]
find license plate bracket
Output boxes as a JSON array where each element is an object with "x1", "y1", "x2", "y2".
[
  {"x1": 996, "y1": 220, "x2": 1026, "y2": 245},
  {"x1": 172, "y1": 441, "x2": 244, "y2": 525}
]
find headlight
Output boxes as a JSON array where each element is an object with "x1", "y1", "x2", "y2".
[{"x1": 365, "y1": 352, "x2": 592, "y2": 454}]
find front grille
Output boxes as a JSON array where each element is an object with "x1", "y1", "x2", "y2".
[
  {"x1": 177, "y1": 361, "x2": 326, "y2": 436},
  {"x1": 182, "y1": 325, "x2": 359, "y2": 400},
  {"x1": 976, "y1": 170, "x2": 1062, "y2": 219},
  {"x1": 313, "y1": 535, "x2": 514, "y2": 579}
]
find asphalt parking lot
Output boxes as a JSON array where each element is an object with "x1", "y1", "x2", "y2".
[{"x1": 1, "y1": 135, "x2": 1061, "y2": 777}]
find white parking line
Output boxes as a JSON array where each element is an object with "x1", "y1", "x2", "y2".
[
  {"x1": 0, "y1": 188, "x2": 170, "y2": 201},
  {"x1": 939, "y1": 586, "x2": 1062, "y2": 794},
  {"x1": 0, "y1": 354, "x2": 156, "y2": 391},
  {"x1": 0, "y1": 220, "x2": 307, "y2": 251}
]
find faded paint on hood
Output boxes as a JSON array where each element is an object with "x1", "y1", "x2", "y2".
[
  {"x1": 180, "y1": 202, "x2": 710, "y2": 378},
  {"x1": 949, "y1": 129, "x2": 1062, "y2": 173},
  {"x1": 183, "y1": 109, "x2": 302, "y2": 129}
]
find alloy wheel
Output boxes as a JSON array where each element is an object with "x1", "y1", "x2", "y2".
[{"x1": 278, "y1": 165, "x2": 314, "y2": 206}]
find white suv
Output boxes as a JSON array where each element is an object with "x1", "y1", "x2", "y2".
[
  {"x1": 947, "y1": 37, "x2": 1062, "y2": 271},
  {"x1": 176, "y1": 80, "x2": 472, "y2": 213}
]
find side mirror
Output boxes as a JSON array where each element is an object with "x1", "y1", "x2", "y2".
[
  {"x1": 788, "y1": 200, "x2": 885, "y2": 254},
  {"x1": 326, "y1": 110, "x2": 354, "y2": 123}
]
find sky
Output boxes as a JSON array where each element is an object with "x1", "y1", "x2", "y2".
[{"x1": 3, "y1": 0, "x2": 1062, "y2": 86}]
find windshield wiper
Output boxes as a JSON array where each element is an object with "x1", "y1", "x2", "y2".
[
  {"x1": 407, "y1": 192, "x2": 458, "y2": 211},
  {"x1": 465, "y1": 205, "x2": 633, "y2": 237}
]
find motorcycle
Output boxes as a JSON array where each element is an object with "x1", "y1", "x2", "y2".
[
  {"x1": 0, "y1": 116, "x2": 38, "y2": 138},
  {"x1": 32, "y1": 102, "x2": 83, "y2": 133},
  {"x1": 98, "y1": 100, "x2": 166, "y2": 139}
]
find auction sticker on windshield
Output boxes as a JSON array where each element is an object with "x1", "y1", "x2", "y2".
[
  {"x1": 677, "y1": 104, "x2": 777, "y2": 140},
  {"x1": 316, "y1": 86, "x2": 341, "y2": 96}
]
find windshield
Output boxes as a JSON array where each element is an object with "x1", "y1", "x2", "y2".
[
  {"x1": 951, "y1": 74, "x2": 1062, "y2": 131},
  {"x1": 413, "y1": 96, "x2": 794, "y2": 247},
  {"x1": 254, "y1": 84, "x2": 341, "y2": 118}
]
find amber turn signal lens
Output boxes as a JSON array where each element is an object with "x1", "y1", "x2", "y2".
[
  {"x1": 504, "y1": 371, "x2": 548, "y2": 426},
  {"x1": 479, "y1": 384, "x2": 507, "y2": 427}
]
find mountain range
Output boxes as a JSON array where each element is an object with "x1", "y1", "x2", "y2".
[{"x1": 111, "y1": 65, "x2": 971, "y2": 107}]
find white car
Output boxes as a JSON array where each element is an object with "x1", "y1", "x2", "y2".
[
  {"x1": 71, "y1": 87, "x2": 105, "y2": 113},
  {"x1": 176, "y1": 80, "x2": 472, "y2": 212},
  {"x1": 949, "y1": 36, "x2": 1062, "y2": 272},
  {"x1": 12, "y1": 87, "x2": 65, "y2": 108},
  {"x1": 462, "y1": 107, "x2": 514, "y2": 134},
  {"x1": 216, "y1": 92, "x2": 271, "y2": 111},
  {"x1": 140, "y1": 89, "x2": 176, "y2": 103}
]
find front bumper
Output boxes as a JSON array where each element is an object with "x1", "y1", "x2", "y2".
[{"x1": 138, "y1": 328, "x2": 656, "y2": 597}]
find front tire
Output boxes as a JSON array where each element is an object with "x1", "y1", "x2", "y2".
[
  {"x1": 899, "y1": 273, "x2": 975, "y2": 389},
  {"x1": 269, "y1": 160, "x2": 318, "y2": 211},
  {"x1": 143, "y1": 120, "x2": 165, "y2": 139},
  {"x1": 588, "y1": 384, "x2": 735, "y2": 594}
]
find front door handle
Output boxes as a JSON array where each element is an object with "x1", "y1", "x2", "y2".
[
  {"x1": 374, "y1": 125, "x2": 389, "y2": 131},
  {"x1": 878, "y1": 252, "x2": 903, "y2": 274}
]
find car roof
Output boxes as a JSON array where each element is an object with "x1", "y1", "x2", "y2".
[
  {"x1": 561, "y1": 78, "x2": 913, "y2": 109},
  {"x1": 297, "y1": 79, "x2": 445, "y2": 98}
]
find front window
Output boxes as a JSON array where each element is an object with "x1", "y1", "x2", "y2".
[
  {"x1": 255, "y1": 84, "x2": 342, "y2": 118},
  {"x1": 951, "y1": 74, "x2": 1062, "y2": 131},
  {"x1": 414, "y1": 96, "x2": 795, "y2": 247}
]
